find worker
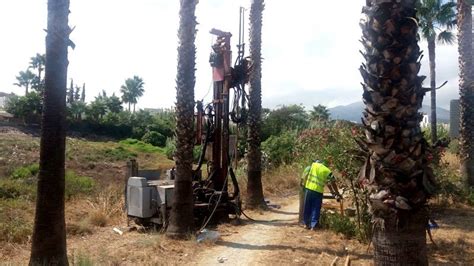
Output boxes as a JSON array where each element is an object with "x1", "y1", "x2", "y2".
[{"x1": 301, "y1": 160, "x2": 342, "y2": 230}]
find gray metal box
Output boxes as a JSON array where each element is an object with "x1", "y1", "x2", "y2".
[
  {"x1": 157, "y1": 185, "x2": 174, "y2": 207},
  {"x1": 127, "y1": 177, "x2": 157, "y2": 218}
]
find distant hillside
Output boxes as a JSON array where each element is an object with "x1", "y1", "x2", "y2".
[{"x1": 329, "y1": 101, "x2": 450, "y2": 123}]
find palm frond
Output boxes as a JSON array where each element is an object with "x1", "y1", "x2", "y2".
[
  {"x1": 437, "y1": 30, "x2": 455, "y2": 45},
  {"x1": 436, "y1": 2, "x2": 456, "y2": 27}
]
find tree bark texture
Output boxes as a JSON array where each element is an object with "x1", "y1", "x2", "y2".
[
  {"x1": 427, "y1": 38, "x2": 437, "y2": 144},
  {"x1": 246, "y1": 0, "x2": 266, "y2": 209},
  {"x1": 166, "y1": 0, "x2": 197, "y2": 238},
  {"x1": 360, "y1": 0, "x2": 432, "y2": 265},
  {"x1": 457, "y1": 0, "x2": 474, "y2": 186},
  {"x1": 29, "y1": 0, "x2": 70, "y2": 264}
]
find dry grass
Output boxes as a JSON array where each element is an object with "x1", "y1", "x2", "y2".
[
  {"x1": 67, "y1": 221, "x2": 93, "y2": 236},
  {"x1": 86, "y1": 185, "x2": 125, "y2": 226},
  {"x1": 442, "y1": 152, "x2": 461, "y2": 171},
  {"x1": 88, "y1": 211, "x2": 108, "y2": 227},
  {"x1": 236, "y1": 164, "x2": 300, "y2": 199}
]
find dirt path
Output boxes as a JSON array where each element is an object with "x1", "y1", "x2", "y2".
[
  {"x1": 193, "y1": 196, "x2": 374, "y2": 265},
  {"x1": 195, "y1": 197, "x2": 301, "y2": 265}
]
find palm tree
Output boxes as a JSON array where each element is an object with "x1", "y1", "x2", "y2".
[
  {"x1": 120, "y1": 76, "x2": 144, "y2": 112},
  {"x1": 418, "y1": 0, "x2": 456, "y2": 144},
  {"x1": 360, "y1": 0, "x2": 434, "y2": 264},
  {"x1": 166, "y1": 0, "x2": 197, "y2": 239},
  {"x1": 309, "y1": 104, "x2": 330, "y2": 121},
  {"x1": 30, "y1": 53, "x2": 46, "y2": 91},
  {"x1": 29, "y1": 0, "x2": 71, "y2": 264},
  {"x1": 14, "y1": 69, "x2": 36, "y2": 95},
  {"x1": 457, "y1": 0, "x2": 474, "y2": 186},
  {"x1": 246, "y1": 0, "x2": 266, "y2": 209}
]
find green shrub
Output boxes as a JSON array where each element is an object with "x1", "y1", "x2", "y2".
[
  {"x1": 422, "y1": 124, "x2": 449, "y2": 144},
  {"x1": 0, "y1": 179, "x2": 35, "y2": 200},
  {"x1": 142, "y1": 131, "x2": 166, "y2": 147},
  {"x1": 262, "y1": 131, "x2": 297, "y2": 167},
  {"x1": 10, "y1": 163, "x2": 40, "y2": 179},
  {"x1": 320, "y1": 210, "x2": 356, "y2": 238},
  {"x1": 119, "y1": 138, "x2": 164, "y2": 153},
  {"x1": 102, "y1": 146, "x2": 137, "y2": 161},
  {"x1": 164, "y1": 138, "x2": 176, "y2": 160},
  {"x1": 448, "y1": 139, "x2": 460, "y2": 154},
  {"x1": 193, "y1": 145, "x2": 203, "y2": 163},
  {"x1": 65, "y1": 171, "x2": 95, "y2": 199}
]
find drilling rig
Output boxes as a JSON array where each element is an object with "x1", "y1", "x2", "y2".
[{"x1": 125, "y1": 8, "x2": 251, "y2": 228}]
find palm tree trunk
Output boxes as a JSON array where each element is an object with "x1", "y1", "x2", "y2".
[
  {"x1": 29, "y1": 0, "x2": 70, "y2": 264},
  {"x1": 246, "y1": 0, "x2": 266, "y2": 209},
  {"x1": 360, "y1": 1, "x2": 432, "y2": 265},
  {"x1": 457, "y1": 0, "x2": 474, "y2": 186},
  {"x1": 26, "y1": 84, "x2": 29, "y2": 95},
  {"x1": 428, "y1": 38, "x2": 437, "y2": 144},
  {"x1": 128, "y1": 102, "x2": 131, "y2": 112},
  {"x1": 166, "y1": 0, "x2": 197, "y2": 239},
  {"x1": 133, "y1": 103, "x2": 136, "y2": 113}
]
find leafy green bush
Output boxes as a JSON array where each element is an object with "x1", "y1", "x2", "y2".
[
  {"x1": 65, "y1": 171, "x2": 95, "y2": 199},
  {"x1": 448, "y1": 139, "x2": 460, "y2": 154},
  {"x1": 193, "y1": 145, "x2": 203, "y2": 163},
  {"x1": 319, "y1": 210, "x2": 356, "y2": 238},
  {"x1": 422, "y1": 124, "x2": 449, "y2": 144},
  {"x1": 262, "y1": 131, "x2": 297, "y2": 167},
  {"x1": 119, "y1": 138, "x2": 164, "y2": 153},
  {"x1": 10, "y1": 163, "x2": 39, "y2": 179},
  {"x1": 0, "y1": 179, "x2": 35, "y2": 200},
  {"x1": 142, "y1": 131, "x2": 166, "y2": 147},
  {"x1": 102, "y1": 146, "x2": 137, "y2": 161},
  {"x1": 164, "y1": 138, "x2": 176, "y2": 160}
]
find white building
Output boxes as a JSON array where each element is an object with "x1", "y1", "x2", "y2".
[{"x1": 420, "y1": 114, "x2": 429, "y2": 128}]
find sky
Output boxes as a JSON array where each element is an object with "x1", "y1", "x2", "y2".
[{"x1": 0, "y1": 0, "x2": 459, "y2": 110}]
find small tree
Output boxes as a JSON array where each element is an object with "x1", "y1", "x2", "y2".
[
  {"x1": 14, "y1": 69, "x2": 36, "y2": 95},
  {"x1": 309, "y1": 104, "x2": 330, "y2": 122}
]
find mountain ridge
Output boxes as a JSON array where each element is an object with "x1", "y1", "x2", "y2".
[{"x1": 328, "y1": 101, "x2": 450, "y2": 123}]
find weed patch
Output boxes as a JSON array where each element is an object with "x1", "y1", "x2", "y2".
[
  {"x1": 119, "y1": 138, "x2": 164, "y2": 153},
  {"x1": 0, "y1": 179, "x2": 35, "y2": 200},
  {"x1": 67, "y1": 221, "x2": 93, "y2": 236},
  {"x1": 88, "y1": 211, "x2": 108, "y2": 227},
  {"x1": 0, "y1": 199, "x2": 33, "y2": 243},
  {"x1": 10, "y1": 163, "x2": 39, "y2": 179},
  {"x1": 65, "y1": 171, "x2": 95, "y2": 199},
  {"x1": 320, "y1": 210, "x2": 357, "y2": 239},
  {"x1": 101, "y1": 146, "x2": 137, "y2": 161}
]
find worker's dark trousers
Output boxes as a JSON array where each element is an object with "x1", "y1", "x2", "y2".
[{"x1": 303, "y1": 188, "x2": 323, "y2": 229}]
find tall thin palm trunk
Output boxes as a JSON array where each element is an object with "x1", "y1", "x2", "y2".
[
  {"x1": 360, "y1": 0, "x2": 432, "y2": 264},
  {"x1": 246, "y1": 0, "x2": 266, "y2": 209},
  {"x1": 428, "y1": 38, "x2": 437, "y2": 143},
  {"x1": 166, "y1": 0, "x2": 197, "y2": 238},
  {"x1": 458, "y1": 0, "x2": 474, "y2": 186},
  {"x1": 29, "y1": 0, "x2": 70, "y2": 264}
]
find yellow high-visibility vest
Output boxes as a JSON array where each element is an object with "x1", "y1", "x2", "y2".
[{"x1": 304, "y1": 162, "x2": 332, "y2": 193}]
